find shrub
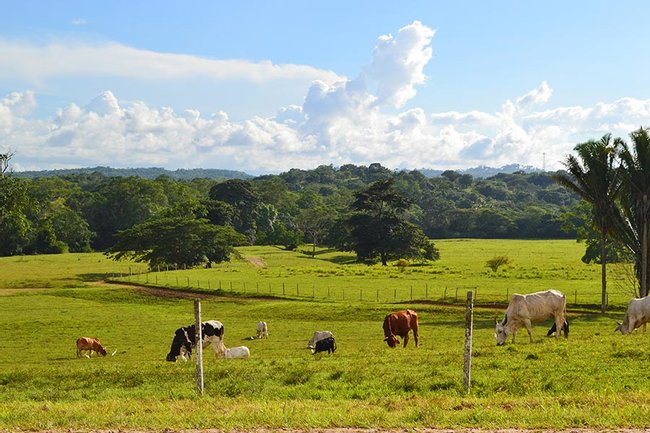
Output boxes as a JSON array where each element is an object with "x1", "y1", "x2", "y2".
[{"x1": 486, "y1": 255, "x2": 511, "y2": 272}]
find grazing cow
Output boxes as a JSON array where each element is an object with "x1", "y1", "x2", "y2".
[
  {"x1": 76, "y1": 337, "x2": 107, "y2": 358},
  {"x1": 312, "y1": 336, "x2": 336, "y2": 354},
  {"x1": 615, "y1": 295, "x2": 650, "y2": 334},
  {"x1": 220, "y1": 345, "x2": 250, "y2": 359},
  {"x1": 307, "y1": 331, "x2": 334, "y2": 349},
  {"x1": 166, "y1": 320, "x2": 224, "y2": 362},
  {"x1": 495, "y1": 289, "x2": 568, "y2": 346},
  {"x1": 256, "y1": 321, "x2": 268, "y2": 339},
  {"x1": 383, "y1": 309, "x2": 419, "y2": 348}
]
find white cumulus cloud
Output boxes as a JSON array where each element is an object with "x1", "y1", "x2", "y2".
[{"x1": 3, "y1": 22, "x2": 650, "y2": 174}]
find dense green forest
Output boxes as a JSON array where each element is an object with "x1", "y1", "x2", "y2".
[{"x1": 0, "y1": 162, "x2": 579, "y2": 261}]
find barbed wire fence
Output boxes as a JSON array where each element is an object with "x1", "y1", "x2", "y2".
[{"x1": 101, "y1": 267, "x2": 612, "y2": 308}]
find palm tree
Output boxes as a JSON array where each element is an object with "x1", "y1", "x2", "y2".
[
  {"x1": 617, "y1": 127, "x2": 650, "y2": 297},
  {"x1": 554, "y1": 134, "x2": 622, "y2": 312}
]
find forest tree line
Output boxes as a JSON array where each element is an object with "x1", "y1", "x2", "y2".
[{"x1": 0, "y1": 161, "x2": 580, "y2": 262}]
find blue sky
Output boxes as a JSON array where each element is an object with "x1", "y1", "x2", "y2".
[{"x1": 2, "y1": 1, "x2": 650, "y2": 174}]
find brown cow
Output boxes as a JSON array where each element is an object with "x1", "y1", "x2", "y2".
[
  {"x1": 76, "y1": 337, "x2": 107, "y2": 358},
  {"x1": 383, "y1": 309, "x2": 419, "y2": 348}
]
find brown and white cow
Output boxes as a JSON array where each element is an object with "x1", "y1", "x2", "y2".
[
  {"x1": 495, "y1": 289, "x2": 568, "y2": 346},
  {"x1": 76, "y1": 337, "x2": 107, "y2": 358},
  {"x1": 615, "y1": 295, "x2": 650, "y2": 334},
  {"x1": 383, "y1": 309, "x2": 419, "y2": 348}
]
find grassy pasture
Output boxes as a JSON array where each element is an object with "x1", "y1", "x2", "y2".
[
  {"x1": 117, "y1": 239, "x2": 636, "y2": 309},
  {"x1": 1, "y1": 240, "x2": 650, "y2": 430}
]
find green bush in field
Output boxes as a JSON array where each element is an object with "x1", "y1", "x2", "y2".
[{"x1": 486, "y1": 255, "x2": 511, "y2": 272}]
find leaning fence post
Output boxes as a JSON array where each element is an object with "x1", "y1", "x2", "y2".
[
  {"x1": 194, "y1": 299, "x2": 204, "y2": 396},
  {"x1": 574, "y1": 289, "x2": 578, "y2": 305},
  {"x1": 464, "y1": 291, "x2": 474, "y2": 394}
]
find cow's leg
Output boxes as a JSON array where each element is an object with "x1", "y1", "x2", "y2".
[
  {"x1": 524, "y1": 319, "x2": 534, "y2": 342},
  {"x1": 413, "y1": 324, "x2": 419, "y2": 348},
  {"x1": 554, "y1": 316, "x2": 564, "y2": 339},
  {"x1": 403, "y1": 333, "x2": 409, "y2": 348},
  {"x1": 212, "y1": 341, "x2": 225, "y2": 359},
  {"x1": 643, "y1": 322, "x2": 647, "y2": 333}
]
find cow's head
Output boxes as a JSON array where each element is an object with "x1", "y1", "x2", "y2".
[
  {"x1": 97, "y1": 345, "x2": 108, "y2": 356},
  {"x1": 614, "y1": 321, "x2": 630, "y2": 335},
  {"x1": 384, "y1": 334, "x2": 400, "y2": 348},
  {"x1": 495, "y1": 318, "x2": 508, "y2": 346},
  {"x1": 166, "y1": 328, "x2": 192, "y2": 362}
]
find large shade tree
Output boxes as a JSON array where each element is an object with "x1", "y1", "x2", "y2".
[
  {"x1": 348, "y1": 179, "x2": 439, "y2": 265},
  {"x1": 554, "y1": 134, "x2": 622, "y2": 312},
  {"x1": 107, "y1": 216, "x2": 246, "y2": 269}
]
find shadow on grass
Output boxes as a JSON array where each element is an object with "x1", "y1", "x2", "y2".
[
  {"x1": 319, "y1": 254, "x2": 358, "y2": 265},
  {"x1": 77, "y1": 272, "x2": 119, "y2": 282}
]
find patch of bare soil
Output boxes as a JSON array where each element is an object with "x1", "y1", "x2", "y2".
[{"x1": 246, "y1": 256, "x2": 267, "y2": 268}]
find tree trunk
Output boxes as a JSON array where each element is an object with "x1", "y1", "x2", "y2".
[
  {"x1": 600, "y1": 233, "x2": 607, "y2": 313},
  {"x1": 643, "y1": 218, "x2": 649, "y2": 297},
  {"x1": 381, "y1": 252, "x2": 387, "y2": 266}
]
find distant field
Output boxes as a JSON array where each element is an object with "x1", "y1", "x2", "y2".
[
  {"x1": 1, "y1": 240, "x2": 648, "y2": 430},
  {"x1": 114, "y1": 239, "x2": 636, "y2": 309},
  {"x1": 0, "y1": 252, "x2": 148, "y2": 289}
]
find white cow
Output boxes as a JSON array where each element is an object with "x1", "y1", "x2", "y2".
[
  {"x1": 307, "y1": 331, "x2": 334, "y2": 349},
  {"x1": 220, "y1": 346, "x2": 250, "y2": 359},
  {"x1": 256, "y1": 321, "x2": 268, "y2": 339},
  {"x1": 495, "y1": 289, "x2": 568, "y2": 346},
  {"x1": 615, "y1": 296, "x2": 650, "y2": 334}
]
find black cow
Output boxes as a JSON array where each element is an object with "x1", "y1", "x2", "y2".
[
  {"x1": 166, "y1": 320, "x2": 224, "y2": 362},
  {"x1": 312, "y1": 336, "x2": 336, "y2": 355}
]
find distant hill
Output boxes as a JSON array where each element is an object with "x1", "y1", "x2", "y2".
[
  {"x1": 14, "y1": 166, "x2": 253, "y2": 180},
  {"x1": 419, "y1": 164, "x2": 542, "y2": 178},
  {"x1": 14, "y1": 163, "x2": 542, "y2": 181}
]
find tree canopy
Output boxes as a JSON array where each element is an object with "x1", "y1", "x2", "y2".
[{"x1": 107, "y1": 216, "x2": 246, "y2": 268}]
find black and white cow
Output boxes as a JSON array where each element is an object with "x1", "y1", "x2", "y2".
[
  {"x1": 166, "y1": 320, "x2": 225, "y2": 362},
  {"x1": 312, "y1": 336, "x2": 336, "y2": 355}
]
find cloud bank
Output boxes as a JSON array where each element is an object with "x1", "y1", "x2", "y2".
[
  {"x1": 3, "y1": 21, "x2": 650, "y2": 174},
  {"x1": 0, "y1": 39, "x2": 342, "y2": 84}
]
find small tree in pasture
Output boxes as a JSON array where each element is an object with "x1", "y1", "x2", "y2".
[{"x1": 486, "y1": 255, "x2": 511, "y2": 272}]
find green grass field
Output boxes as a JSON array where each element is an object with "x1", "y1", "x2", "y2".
[
  {"x1": 1, "y1": 240, "x2": 649, "y2": 430},
  {"x1": 114, "y1": 239, "x2": 636, "y2": 309}
]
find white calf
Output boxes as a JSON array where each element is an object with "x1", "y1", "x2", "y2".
[
  {"x1": 256, "y1": 321, "x2": 268, "y2": 338},
  {"x1": 221, "y1": 346, "x2": 250, "y2": 359}
]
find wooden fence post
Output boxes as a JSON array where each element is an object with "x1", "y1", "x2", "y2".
[
  {"x1": 464, "y1": 291, "x2": 474, "y2": 394},
  {"x1": 194, "y1": 299, "x2": 204, "y2": 396}
]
